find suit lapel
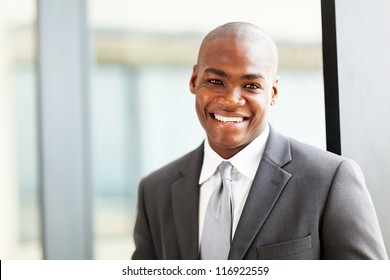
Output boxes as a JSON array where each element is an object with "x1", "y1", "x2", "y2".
[
  {"x1": 171, "y1": 144, "x2": 204, "y2": 259},
  {"x1": 229, "y1": 127, "x2": 293, "y2": 259}
]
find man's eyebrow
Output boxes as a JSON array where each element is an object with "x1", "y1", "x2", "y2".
[
  {"x1": 204, "y1": 68, "x2": 264, "y2": 80},
  {"x1": 204, "y1": 68, "x2": 229, "y2": 78},
  {"x1": 241, "y1": 74, "x2": 265, "y2": 80}
]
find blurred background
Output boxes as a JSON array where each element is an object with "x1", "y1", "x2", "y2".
[{"x1": 0, "y1": 0, "x2": 387, "y2": 259}]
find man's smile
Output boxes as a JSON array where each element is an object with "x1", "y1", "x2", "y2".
[{"x1": 210, "y1": 113, "x2": 249, "y2": 124}]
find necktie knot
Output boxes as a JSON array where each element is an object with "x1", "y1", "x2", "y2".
[{"x1": 218, "y1": 161, "x2": 232, "y2": 181}]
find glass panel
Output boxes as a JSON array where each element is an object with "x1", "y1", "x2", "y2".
[
  {"x1": 0, "y1": 0, "x2": 41, "y2": 259},
  {"x1": 88, "y1": 0, "x2": 323, "y2": 259}
]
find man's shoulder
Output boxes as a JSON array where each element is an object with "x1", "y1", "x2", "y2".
[
  {"x1": 289, "y1": 136, "x2": 342, "y2": 162},
  {"x1": 285, "y1": 135, "x2": 349, "y2": 174},
  {"x1": 267, "y1": 127, "x2": 344, "y2": 165}
]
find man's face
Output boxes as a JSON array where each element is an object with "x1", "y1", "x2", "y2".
[{"x1": 190, "y1": 37, "x2": 278, "y2": 159}]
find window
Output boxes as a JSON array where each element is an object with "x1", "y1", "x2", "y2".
[{"x1": 0, "y1": 0, "x2": 41, "y2": 259}]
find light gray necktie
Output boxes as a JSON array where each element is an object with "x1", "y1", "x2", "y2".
[{"x1": 200, "y1": 161, "x2": 233, "y2": 260}]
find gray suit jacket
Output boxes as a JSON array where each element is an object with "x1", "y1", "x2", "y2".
[{"x1": 132, "y1": 127, "x2": 388, "y2": 259}]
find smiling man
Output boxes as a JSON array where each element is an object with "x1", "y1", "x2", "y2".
[{"x1": 132, "y1": 22, "x2": 388, "y2": 260}]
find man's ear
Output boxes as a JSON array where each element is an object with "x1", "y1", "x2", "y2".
[
  {"x1": 189, "y1": 65, "x2": 198, "y2": 94},
  {"x1": 271, "y1": 77, "x2": 279, "y2": 105},
  {"x1": 271, "y1": 76, "x2": 279, "y2": 105}
]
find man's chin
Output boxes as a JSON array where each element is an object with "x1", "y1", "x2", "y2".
[{"x1": 208, "y1": 138, "x2": 248, "y2": 157}]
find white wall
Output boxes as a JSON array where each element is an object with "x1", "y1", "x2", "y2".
[{"x1": 336, "y1": 0, "x2": 390, "y2": 253}]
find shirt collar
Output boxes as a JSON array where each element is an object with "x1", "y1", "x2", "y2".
[{"x1": 199, "y1": 124, "x2": 270, "y2": 184}]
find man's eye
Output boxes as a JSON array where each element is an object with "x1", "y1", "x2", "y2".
[
  {"x1": 209, "y1": 79, "x2": 223, "y2": 85},
  {"x1": 244, "y1": 84, "x2": 261, "y2": 90}
]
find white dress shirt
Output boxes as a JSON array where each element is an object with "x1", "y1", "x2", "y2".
[{"x1": 198, "y1": 125, "x2": 270, "y2": 247}]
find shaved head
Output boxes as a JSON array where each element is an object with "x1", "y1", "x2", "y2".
[{"x1": 197, "y1": 22, "x2": 278, "y2": 77}]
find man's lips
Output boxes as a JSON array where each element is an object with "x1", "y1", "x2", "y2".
[{"x1": 210, "y1": 113, "x2": 249, "y2": 123}]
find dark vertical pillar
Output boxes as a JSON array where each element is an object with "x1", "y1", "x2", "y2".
[{"x1": 321, "y1": 0, "x2": 341, "y2": 155}]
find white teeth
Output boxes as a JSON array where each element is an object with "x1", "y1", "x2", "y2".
[{"x1": 214, "y1": 113, "x2": 244, "y2": 123}]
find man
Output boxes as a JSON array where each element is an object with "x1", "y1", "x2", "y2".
[{"x1": 132, "y1": 22, "x2": 388, "y2": 259}]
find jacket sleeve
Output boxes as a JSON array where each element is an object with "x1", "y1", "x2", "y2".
[
  {"x1": 321, "y1": 159, "x2": 388, "y2": 259},
  {"x1": 131, "y1": 179, "x2": 157, "y2": 260}
]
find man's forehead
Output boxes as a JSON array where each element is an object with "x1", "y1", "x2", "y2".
[
  {"x1": 198, "y1": 25, "x2": 277, "y2": 65},
  {"x1": 195, "y1": 22, "x2": 278, "y2": 77},
  {"x1": 201, "y1": 23, "x2": 276, "y2": 50},
  {"x1": 199, "y1": 37, "x2": 277, "y2": 71}
]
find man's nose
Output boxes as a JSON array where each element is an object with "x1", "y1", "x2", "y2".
[{"x1": 217, "y1": 87, "x2": 245, "y2": 108}]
